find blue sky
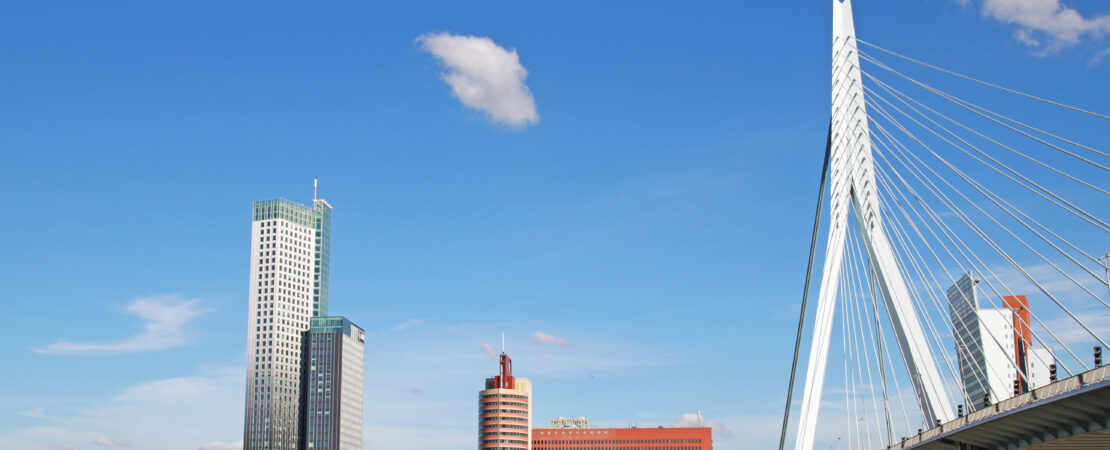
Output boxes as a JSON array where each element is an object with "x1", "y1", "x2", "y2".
[{"x1": 1, "y1": 1, "x2": 1109, "y2": 449}]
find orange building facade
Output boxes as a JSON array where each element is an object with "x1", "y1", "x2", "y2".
[
  {"x1": 1003, "y1": 295, "x2": 1033, "y2": 392},
  {"x1": 532, "y1": 426, "x2": 712, "y2": 450}
]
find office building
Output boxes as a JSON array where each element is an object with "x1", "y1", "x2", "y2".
[
  {"x1": 480, "y1": 352, "x2": 533, "y2": 449},
  {"x1": 305, "y1": 316, "x2": 365, "y2": 449},
  {"x1": 244, "y1": 195, "x2": 333, "y2": 450},
  {"x1": 533, "y1": 425, "x2": 712, "y2": 449},
  {"x1": 947, "y1": 273, "x2": 1055, "y2": 411}
]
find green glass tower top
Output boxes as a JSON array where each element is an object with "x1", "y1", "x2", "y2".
[
  {"x1": 252, "y1": 198, "x2": 315, "y2": 228},
  {"x1": 252, "y1": 197, "x2": 332, "y2": 317},
  {"x1": 309, "y1": 315, "x2": 361, "y2": 337}
]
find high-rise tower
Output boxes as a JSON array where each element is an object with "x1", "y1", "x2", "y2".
[
  {"x1": 480, "y1": 352, "x2": 532, "y2": 450},
  {"x1": 305, "y1": 316, "x2": 365, "y2": 449},
  {"x1": 244, "y1": 196, "x2": 332, "y2": 450}
]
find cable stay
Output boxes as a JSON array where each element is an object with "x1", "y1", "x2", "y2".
[
  {"x1": 856, "y1": 38, "x2": 1110, "y2": 121},
  {"x1": 788, "y1": 4, "x2": 1110, "y2": 447}
]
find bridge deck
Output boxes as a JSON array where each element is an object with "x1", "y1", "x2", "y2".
[{"x1": 889, "y1": 366, "x2": 1110, "y2": 450}]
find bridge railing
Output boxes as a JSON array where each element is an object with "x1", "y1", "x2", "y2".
[{"x1": 887, "y1": 365, "x2": 1110, "y2": 450}]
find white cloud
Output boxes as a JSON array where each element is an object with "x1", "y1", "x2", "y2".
[
  {"x1": 1089, "y1": 47, "x2": 1110, "y2": 66},
  {"x1": 1036, "y1": 311, "x2": 1110, "y2": 346},
  {"x1": 50, "y1": 444, "x2": 75, "y2": 450},
  {"x1": 0, "y1": 367, "x2": 244, "y2": 449},
  {"x1": 21, "y1": 408, "x2": 47, "y2": 419},
  {"x1": 33, "y1": 294, "x2": 207, "y2": 355},
  {"x1": 978, "y1": 0, "x2": 1110, "y2": 53},
  {"x1": 673, "y1": 413, "x2": 735, "y2": 438},
  {"x1": 417, "y1": 32, "x2": 539, "y2": 127},
  {"x1": 532, "y1": 330, "x2": 571, "y2": 347},
  {"x1": 92, "y1": 435, "x2": 133, "y2": 447},
  {"x1": 198, "y1": 440, "x2": 242, "y2": 450},
  {"x1": 480, "y1": 342, "x2": 499, "y2": 358},
  {"x1": 390, "y1": 318, "x2": 425, "y2": 332}
]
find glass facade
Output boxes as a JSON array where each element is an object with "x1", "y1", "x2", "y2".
[
  {"x1": 313, "y1": 200, "x2": 332, "y2": 317},
  {"x1": 305, "y1": 316, "x2": 364, "y2": 450}
]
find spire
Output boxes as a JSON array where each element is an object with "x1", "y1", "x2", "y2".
[{"x1": 313, "y1": 177, "x2": 318, "y2": 202}]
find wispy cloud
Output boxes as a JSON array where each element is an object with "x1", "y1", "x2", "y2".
[
  {"x1": 92, "y1": 435, "x2": 133, "y2": 447},
  {"x1": 975, "y1": 0, "x2": 1110, "y2": 54},
  {"x1": 33, "y1": 294, "x2": 206, "y2": 355},
  {"x1": 1036, "y1": 311, "x2": 1110, "y2": 346},
  {"x1": 0, "y1": 367, "x2": 244, "y2": 449},
  {"x1": 50, "y1": 444, "x2": 74, "y2": 450},
  {"x1": 361, "y1": 323, "x2": 676, "y2": 449},
  {"x1": 480, "y1": 342, "x2": 499, "y2": 358},
  {"x1": 1089, "y1": 47, "x2": 1110, "y2": 66},
  {"x1": 406, "y1": 387, "x2": 425, "y2": 395},
  {"x1": 673, "y1": 413, "x2": 735, "y2": 438},
  {"x1": 199, "y1": 440, "x2": 242, "y2": 450},
  {"x1": 20, "y1": 408, "x2": 47, "y2": 419},
  {"x1": 390, "y1": 318, "x2": 425, "y2": 332},
  {"x1": 532, "y1": 330, "x2": 571, "y2": 347},
  {"x1": 417, "y1": 32, "x2": 539, "y2": 127}
]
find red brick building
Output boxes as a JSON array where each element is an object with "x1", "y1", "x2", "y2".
[{"x1": 532, "y1": 426, "x2": 711, "y2": 449}]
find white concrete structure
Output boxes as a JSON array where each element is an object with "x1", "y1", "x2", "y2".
[
  {"x1": 1028, "y1": 346, "x2": 1055, "y2": 388},
  {"x1": 794, "y1": 1, "x2": 954, "y2": 448},
  {"x1": 244, "y1": 197, "x2": 332, "y2": 450}
]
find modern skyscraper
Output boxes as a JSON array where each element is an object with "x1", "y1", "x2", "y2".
[
  {"x1": 947, "y1": 273, "x2": 1055, "y2": 412},
  {"x1": 305, "y1": 316, "x2": 365, "y2": 450},
  {"x1": 480, "y1": 352, "x2": 533, "y2": 450},
  {"x1": 245, "y1": 197, "x2": 332, "y2": 450}
]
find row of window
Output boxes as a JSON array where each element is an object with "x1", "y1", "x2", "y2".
[
  {"x1": 483, "y1": 401, "x2": 529, "y2": 408},
  {"x1": 534, "y1": 439, "x2": 705, "y2": 444},
  {"x1": 481, "y1": 393, "x2": 529, "y2": 400},
  {"x1": 481, "y1": 409, "x2": 529, "y2": 416},
  {"x1": 534, "y1": 447, "x2": 704, "y2": 450},
  {"x1": 481, "y1": 416, "x2": 528, "y2": 424},
  {"x1": 481, "y1": 424, "x2": 529, "y2": 430},
  {"x1": 481, "y1": 432, "x2": 528, "y2": 438}
]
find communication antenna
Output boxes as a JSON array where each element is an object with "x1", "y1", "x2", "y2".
[
  {"x1": 502, "y1": 332, "x2": 505, "y2": 353},
  {"x1": 313, "y1": 177, "x2": 318, "y2": 202},
  {"x1": 698, "y1": 410, "x2": 704, "y2": 427}
]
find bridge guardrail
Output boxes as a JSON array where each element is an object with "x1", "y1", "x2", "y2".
[
  {"x1": 1084, "y1": 365, "x2": 1110, "y2": 384},
  {"x1": 995, "y1": 391, "x2": 1032, "y2": 413},
  {"x1": 1033, "y1": 374, "x2": 1080, "y2": 399},
  {"x1": 886, "y1": 365, "x2": 1109, "y2": 450}
]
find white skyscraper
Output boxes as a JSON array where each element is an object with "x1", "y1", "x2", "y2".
[
  {"x1": 947, "y1": 273, "x2": 1055, "y2": 412},
  {"x1": 244, "y1": 196, "x2": 332, "y2": 450}
]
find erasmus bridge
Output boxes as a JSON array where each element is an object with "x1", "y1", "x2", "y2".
[{"x1": 778, "y1": 1, "x2": 1110, "y2": 449}]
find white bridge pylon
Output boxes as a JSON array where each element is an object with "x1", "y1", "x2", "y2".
[{"x1": 794, "y1": 2, "x2": 955, "y2": 449}]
